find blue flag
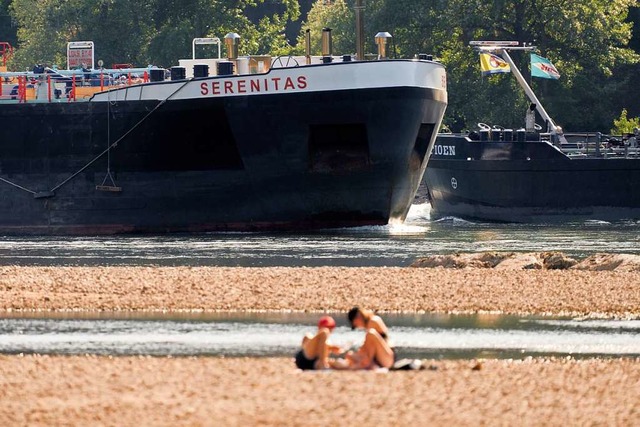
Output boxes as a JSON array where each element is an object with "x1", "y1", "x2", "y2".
[{"x1": 531, "y1": 53, "x2": 560, "y2": 79}]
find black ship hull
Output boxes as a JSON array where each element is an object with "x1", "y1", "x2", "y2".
[
  {"x1": 425, "y1": 134, "x2": 640, "y2": 222},
  {"x1": 0, "y1": 61, "x2": 447, "y2": 234}
]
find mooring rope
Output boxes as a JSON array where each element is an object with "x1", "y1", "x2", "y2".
[
  {"x1": 0, "y1": 176, "x2": 36, "y2": 195},
  {"x1": 0, "y1": 79, "x2": 192, "y2": 198},
  {"x1": 49, "y1": 79, "x2": 191, "y2": 194}
]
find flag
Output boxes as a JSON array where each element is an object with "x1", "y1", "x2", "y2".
[
  {"x1": 479, "y1": 53, "x2": 511, "y2": 76},
  {"x1": 531, "y1": 53, "x2": 560, "y2": 79}
]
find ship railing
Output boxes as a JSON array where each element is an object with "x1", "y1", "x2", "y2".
[
  {"x1": 0, "y1": 67, "x2": 161, "y2": 103},
  {"x1": 561, "y1": 132, "x2": 640, "y2": 158}
]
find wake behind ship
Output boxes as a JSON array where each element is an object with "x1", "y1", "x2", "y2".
[{"x1": 0, "y1": 32, "x2": 447, "y2": 234}]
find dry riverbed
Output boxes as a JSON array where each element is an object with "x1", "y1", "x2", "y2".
[
  {"x1": 0, "y1": 355, "x2": 638, "y2": 426},
  {"x1": 1, "y1": 263, "x2": 639, "y2": 425},
  {"x1": 0, "y1": 266, "x2": 638, "y2": 317}
]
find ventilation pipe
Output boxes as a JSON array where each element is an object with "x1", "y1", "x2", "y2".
[
  {"x1": 375, "y1": 32, "x2": 392, "y2": 60},
  {"x1": 224, "y1": 32, "x2": 241, "y2": 60},
  {"x1": 305, "y1": 29, "x2": 312, "y2": 65},
  {"x1": 321, "y1": 28, "x2": 333, "y2": 63}
]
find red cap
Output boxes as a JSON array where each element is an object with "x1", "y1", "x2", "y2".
[{"x1": 318, "y1": 316, "x2": 336, "y2": 330}]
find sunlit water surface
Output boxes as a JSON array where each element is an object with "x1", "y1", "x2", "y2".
[
  {"x1": 0, "y1": 312, "x2": 638, "y2": 359},
  {"x1": 0, "y1": 204, "x2": 638, "y2": 266}
]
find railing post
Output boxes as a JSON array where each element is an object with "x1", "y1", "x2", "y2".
[
  {"x1": 71, "y1": 75, "x2": 76, "y2": 101},
  {"x1": 47, "y1": 75, "x2": 52, "y2": 102},
  {"x1": 19, "y1": 76, "x2": 26, "y2": 103},
  {"x1": 585, "y1": 133, "x2": 589, "y2": 156}
]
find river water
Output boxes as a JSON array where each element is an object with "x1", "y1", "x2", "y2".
[
  {"x1": 1, "y1": 206, "x2": 639, "y2": 358},
  {"x1": 0, "y1": 204, "x2": 638, "y2": 267},
  {"x1": 1, "y1": 312, "x2": 639, "y2": 359}
]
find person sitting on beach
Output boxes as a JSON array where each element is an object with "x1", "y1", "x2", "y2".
[
  {"x1": 295, "y1": 316, "x2": 343, "y2": 370},
  {"x1": 348, "y1": 307, "x2": 391, "y2": 340},
  {"x1": 346, "y1": 307, "x2": 395, "y2": 369}
]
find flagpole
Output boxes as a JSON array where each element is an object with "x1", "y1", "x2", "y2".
[{"x1": 498, "y1": 48, "x2": 558, "y2": 133}]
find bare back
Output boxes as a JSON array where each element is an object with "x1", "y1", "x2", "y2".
[{"x1": 367, "y1": 315, "x2": 389, "y2": 340}]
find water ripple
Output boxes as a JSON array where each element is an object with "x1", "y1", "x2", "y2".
[{"x1": 0, "y1": 204, "x2": 637, "y2": 266}]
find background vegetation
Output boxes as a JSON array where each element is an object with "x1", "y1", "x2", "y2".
[{"x1": 2, "y1": 0, "x2": 639, "y2": 132}]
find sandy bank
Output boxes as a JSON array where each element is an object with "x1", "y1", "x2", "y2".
[
  {"x1": 0, "y1": 266, "x2": 638, "y2": 316},
  {"x1": 0, "y1": 355, "x2": 638, "y2": 426}
]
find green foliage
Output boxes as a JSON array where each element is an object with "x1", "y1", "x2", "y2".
[
  {"x1": 296, "y1": 0, "x2": 355, "y2": 55},
  {"x1": 0, "y1": 0, "x2": 17, "y2": 45},
  {"x1": 5, "y1": 0, "x2": 640, "y2": 132},
  {"x1": 8, "y1": 0, "x2": 300, "y2": 69},
  {"x1": 611, "y1": 109, "x2": 640, "y2": 134},
  {"x1": 301, "y1": 0, "x2": 640, "y2": 131}
]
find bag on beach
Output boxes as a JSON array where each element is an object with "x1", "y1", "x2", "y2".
[{"x1": 391, "y1": 359, "x2": 423, "y2": 371}]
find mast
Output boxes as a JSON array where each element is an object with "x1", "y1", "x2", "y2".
[
  {"x1": 470, "y1": 41, "x2": 566, "y2": 141},
  {"x1": 498, "y1": 48, "x2": 557, "y2": 132},
  {"x1": 355, "y1": 0, "x2": 365, "y2": 60}
]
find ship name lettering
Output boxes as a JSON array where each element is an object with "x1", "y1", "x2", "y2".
[
  {"x1": 200, "y1": 75, "x2": 308, "y2": 96},
  {"x1": 434, "y1": 145, "x2": 455, "y2": 156}
]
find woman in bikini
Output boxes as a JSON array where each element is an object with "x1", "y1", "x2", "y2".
[
  {"x1": 295, "y1": 316, "x2": 344, "y2": 370},
  {"x1": 346, "y1": 307, "x2": 395, "y2": 369}
]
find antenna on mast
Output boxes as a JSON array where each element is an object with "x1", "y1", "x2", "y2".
[{"x1": 469, "y1": 41, "x2": 520, "y2": 47}]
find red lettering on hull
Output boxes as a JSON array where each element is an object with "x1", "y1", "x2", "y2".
[
  {"x1": 200, "y1": 75, "x2": 309, "y2": 97},
  {"x1": 284, "y1": 77, "x2": 295, "y2": 90}
]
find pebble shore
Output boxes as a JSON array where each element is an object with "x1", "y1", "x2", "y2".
[
  {"x1": 0, "y1": 355, "x2": 638, "y2": 426},
  {"x1": 1, "y1": 265, "x2": 639, "y2": 425},
  {"x1": 0, "y1": 266, "x2": 638, "y2": 316}
]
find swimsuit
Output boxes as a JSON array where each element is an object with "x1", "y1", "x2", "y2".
[
  {"x1": 295, "y1": 349, "x2": 318, "y2": 370},
  {"x1": 365, "y1": 319, "x2": 388, "y2": 341}
]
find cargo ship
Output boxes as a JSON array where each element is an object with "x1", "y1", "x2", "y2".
[
  {"x1": 424, "y1": 42, "x2": 640, "y2": 223},
  {"x1": 0, "y1": 25, "x2": 447, "y2": 234}
]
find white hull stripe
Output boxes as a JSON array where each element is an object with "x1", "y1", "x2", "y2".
[{"x1": 91, "y1": 60, "x2": 447, "y2": 103}]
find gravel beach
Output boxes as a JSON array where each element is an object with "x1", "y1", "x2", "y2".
[
  {"x1": 1, "y1": 265, "x2": 639, "y2": 426},
  {"x1": 0, "y1": 355, "x2": 638, "y2": 426},
  {"x1": 0, "y1": 266, "x2": 638, "y2": 316}
]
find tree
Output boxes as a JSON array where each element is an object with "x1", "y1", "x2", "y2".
[
  {"x1": 7, "y1": 0, "x2": 640, "y2": 132},
  {"x1": 9, "y1": 0, "x2": 154, "y2": 69},
  {"x1": 436, "y1": 0, "x2": 640, "y2": 131},
  {"x1": 611, "y1": 108, "x2": 640, "y2": 134},
  {"x1": 297, "y1": 0, "x2": 356, "y2": 56},
  {"x1": 8, "y1": 0, "x2": 301, "y2": 69},
  {"x1": 0, "y1": 0, "x2": 17, "y2": 45},
  {"x1": 301, "y1": 0, "x2": 640, "y2": 131}
]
